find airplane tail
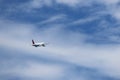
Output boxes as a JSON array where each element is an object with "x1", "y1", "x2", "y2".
[{"x1": 32, "y1": 40, "x2": 35, "y2": 44}]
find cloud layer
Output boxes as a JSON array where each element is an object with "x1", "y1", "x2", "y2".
[
  {"x1": 0, "y1": 18, "x2": 120, "y2": 80},
  {"x1": 0, "y1": 0, "x2": 120, "y2": 80}
]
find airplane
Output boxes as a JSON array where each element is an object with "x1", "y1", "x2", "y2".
[{"x1": 32, "y1": 39, "x2": 47, "y2": 47}]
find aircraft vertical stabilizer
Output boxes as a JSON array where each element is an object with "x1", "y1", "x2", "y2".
[{"x1": 32, "y1": 40, "x2": 35, "y2": 44}]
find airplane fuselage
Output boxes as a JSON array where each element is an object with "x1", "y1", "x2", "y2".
[
  {"x1": 32, "y1": 43, "x2": 45, "y2": 47},
  {"x1": 32, "y1": 40, "x2": 47, "y2": 47}
]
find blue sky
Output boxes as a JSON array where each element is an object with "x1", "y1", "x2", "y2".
[{"x1": 0, "y1": 0, "x2": 120, "y2": 80}]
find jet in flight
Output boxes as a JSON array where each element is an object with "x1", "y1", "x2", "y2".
[{"x1": 32, "y1": 40, "x2": 47, "y2": 47}]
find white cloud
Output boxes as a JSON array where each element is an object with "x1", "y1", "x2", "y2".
[
  {"x1": 22, "y1": 0, "x2": 95, "y2": 9},
  {"x1": 16, "y1": 62, "x2": 64, "y2": 79},
  {"x1": 56, "y1": 0, "x2": 80, "y2": 7},
  {"x1": 23, "y1": 0, "x2": 120, "y2": 20},
  {"x1": 100, "y1": 0, "x2": 120, "y2": 20},
  {"x1": 1, "y1": 18, "x2": 120, "y2": 79},
  {"x1": 3, "y1": 0, "x2": 119, "y2": 22},
  {"x1": 99, "y1": 0, "x2": 119, "y2": 5},
  {"x1": 0, "y1": 61, "x2": 65, "y2": 79},
  {"x1": 23, "y1": 0, "x2": 52, "y2": 9},
  {"x1": 71, "y1": 16, "x2": 99, "y2": 25},
  {"x1": 38, "y1": 14, "x2": 67, "y2": 25}
]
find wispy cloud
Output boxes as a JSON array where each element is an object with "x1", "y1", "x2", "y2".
[
  {"x1": 2, "y1": 62, "x2": 65, "y2": 79},
  {"x1": 20, "y1": 0, "x2": 120, "y2": 20},
  {"x1": 1, "y1": 0, "x2": 120, "y2": 22},
  {"x1": 38, "y1": 14, "x2": 67, "y2": 25},
  {"x1": 71, "y1": 16, "x2": 99, "y2": 25},
  {"x1": 21, "y1": 0, "x2": 53, "y2": 11}
]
